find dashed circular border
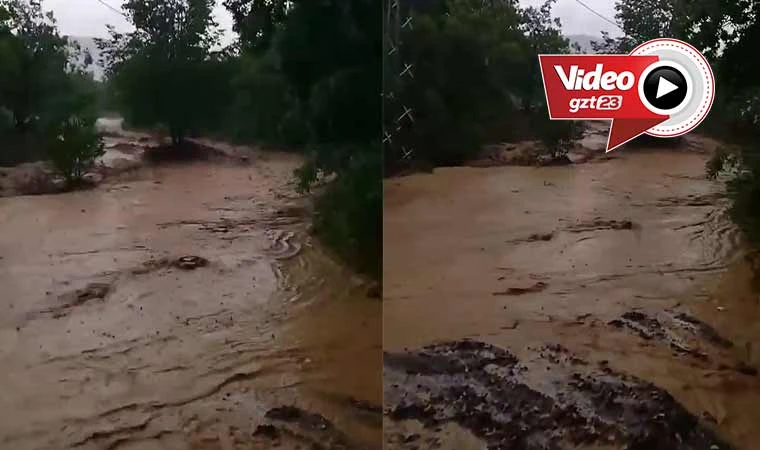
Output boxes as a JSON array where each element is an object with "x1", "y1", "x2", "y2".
[{"x1": 630, "y1": 39, "x2": 715, "y2": 137}]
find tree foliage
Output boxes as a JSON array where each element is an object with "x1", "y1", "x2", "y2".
[
  {"x1": 99, "y1": 0, "x2": 229, "y2": 145},
  {"x1": 384, "y1": 0, "x2": 573, "y2": 171},
  {"x1": 0, "y1": 0, "x2": 71, "y2": 131},
  {"x1": 225, "y1": 51, "x2": 307, "y2": 145},
  {"x1": 591, "y1": 0, "x2": 750, "y2": 57},
  {"x1": 223, "y1": 0, "x2": 288, "y2": 54},
  {"x1": 0, "y1": 0, "x2": 102, "y2": 181}
]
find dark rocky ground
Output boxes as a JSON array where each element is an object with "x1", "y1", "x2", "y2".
[{"x1": 384, "y1": 338, "x2": 735, "y2": 450}]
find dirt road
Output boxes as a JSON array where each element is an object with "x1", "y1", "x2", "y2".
[
  {"x1": 0, "y1": 126, "x2": 381, "y2": 450},
  {"x1": 383, "y1": 140, "x2": 760, "y2": 449}
]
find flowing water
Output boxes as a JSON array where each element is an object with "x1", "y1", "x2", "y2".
[
  {"x1": 0, "y1": 129, "x2": 381, "y2": 450},
  {"x1": 384, "y1": 145, "x2": 760, "y2": 449}
]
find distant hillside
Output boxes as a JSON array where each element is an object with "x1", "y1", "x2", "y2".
[
  {"x1": 568, "y1": 34, "x2": 601, "y2": 53},
  {"x1": 67, "y1": 36, "x2": 104, "y2": 81}
]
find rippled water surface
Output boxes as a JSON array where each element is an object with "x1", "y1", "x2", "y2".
[
  {"x1": 0, "y1": 133, "x2": 380, "y2": 449},
  {"x1": 384, "y1": 148, "x2": 760, "y2": 449}
]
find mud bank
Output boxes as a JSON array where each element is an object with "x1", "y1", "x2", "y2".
[
  {"x1": 0, "y1": 118, "x2": 256, "y2": 198},
  {"x1": 470, "y1": 122, "x2": 724, "y2": 168},
  {"x1": 0, "y1": 123, "x2": 380, "y2": 449},
  {"x1": 383, "y1": 148, "x2": 760, "y2": 449}
]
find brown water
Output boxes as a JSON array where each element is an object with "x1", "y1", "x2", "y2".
[
  {"x1": 384, "y1": 149, "x2": 760, "y2": 449},
  {"x1": 0, "y1": 139, "x2": 380, "y2": 449}
]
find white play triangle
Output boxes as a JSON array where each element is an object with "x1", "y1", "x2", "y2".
[{"x1": 656, "y1": 77, "x2": 679, "y2": 99}]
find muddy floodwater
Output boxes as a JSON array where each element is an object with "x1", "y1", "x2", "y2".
[
  {"x1": 0, "y1": 126, "x2": 381, "y2": 450},
  {"x1": 384, "y1": 144, "x2": 760, "y2": 449}
]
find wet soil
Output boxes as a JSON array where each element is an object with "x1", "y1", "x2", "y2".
[
  {"x1": 383, "y1": 138, "x2": 760, "y2": 449},
  {"x1": 0, "y1": 121, "x2": 380, "y2": 450}
]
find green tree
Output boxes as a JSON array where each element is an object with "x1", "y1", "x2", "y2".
[
  {"x1": 223, "y1": 0, "x2": 288, "y2": 54},
  {"x1": 100, "y1": 0, "x2": 228, "y2": 146},
  {"x1": 591, "y1": 0, "x2": 749, "y2": 57},
  {"x1": 0, "y1": 0, "x2": 101, "y2": 168},
  {"x1": 384, "y1": 0, "x2": 572, "y2": 170},
  {"x1": 0, "y1": 0, "x2": 70, "y2": 132}
]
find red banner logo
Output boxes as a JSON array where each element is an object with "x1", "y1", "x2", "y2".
[{"x1": 539, "y1": 39, "x2": 715, "y2": 152}]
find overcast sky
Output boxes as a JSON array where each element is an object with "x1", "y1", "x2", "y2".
[
  {"x1": 522, "y1": 0, "x2": 621, "y2": 37},
  {"x1": 46, "y1": 0, "x2": 235, "y2": 42},
  {"x1": 46, "y1": 0, "x2": 620, "y2": 40}
]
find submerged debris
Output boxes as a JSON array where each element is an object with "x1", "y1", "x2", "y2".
[
  {"x1": 508, "y1": 232, "x2": 555, "y2": 244},
  {"x1": 608, "y1": 310, "x2": 734, "y2": 361},
  {"x1": 252, "y1": 424, "x2": 280, "y2": 439},
  {"x1": 493, "y1": 281, "x2": 548, "y2": 296},
  {"x1": 656, "y1": 193, "x2": 723, "y2": 207},
  {"x1": 260, "y1": 405, "x2": 357, "y2": 449},
  {"x1": 735, "y1": 362, "x2": 758, "y2": 377},
  {"x1": 131, "y1": 257, "x2": 171, "y2": 275},
  {"x1": 567, "y1": 218, "x2": 635, "y2": 232},
  {"x1": 172, "y1": 255, "x2": 209, "y2": 270},
  {"x1": 266, "y1": 405, "x2": 333, "y2": 432},
  {"x1": 68, "y1": 283, "x2": 111, "y2": 305},
  {"x1": 36, "y1": 282, "x2": 113, "y2": 319},
  {"x1": 528, "y1": 232, "x2": 554, "y2": 242}
]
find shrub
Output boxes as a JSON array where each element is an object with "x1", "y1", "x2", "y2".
[
  {"x1": 532, "y1": 114, "x2": 583, "y2": 159},
  {"x1": 46, "y1": 116, "x2": 104, "y2": 185},
  {"x1": 707, "y1": 143, "x2": 760, "y2": 244},
  {"x1": 296, "y1": 143, "x2": 381, "y2": 277}
]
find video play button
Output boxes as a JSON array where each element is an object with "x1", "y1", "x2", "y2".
[
  {"x1": 642, "y1": 66, "x2": 689, "y2": 111},
  {"x1": 656, "y1": 77, "x2": 679, "y2": 98}
]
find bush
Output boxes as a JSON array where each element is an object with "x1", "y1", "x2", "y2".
[
  {"x1": 46, "y1": 116, "x2": 104, "y2": 185},
  {"x1": 708, "y1": 143, "x2": 760, "y2": 244},
  {"x1": 531, "y1": 114, "x2": 583, "y2": 159},
  {"x1": 296, "y1": 144, "x2": 381, "y2": 277}
]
